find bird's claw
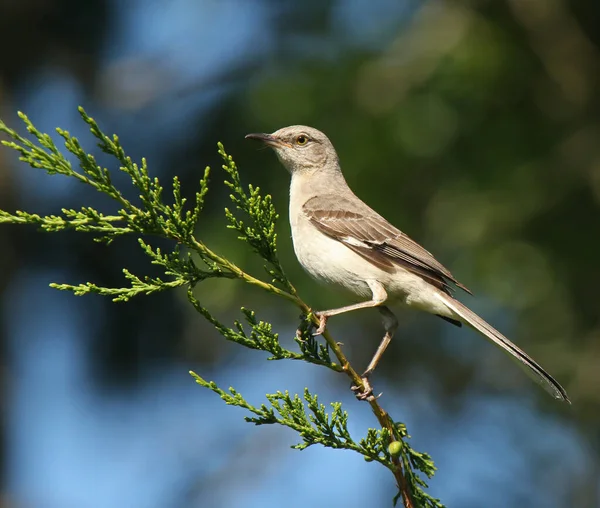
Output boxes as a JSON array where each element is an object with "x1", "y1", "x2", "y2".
[
  {"x1": 351, "y1": 377, "x2": 380, "y2": 401},
  {"x1": 313, "y1": 313, "x2": 328, "y2": 336},
  {"x1": 295, "y1": 326, "x2": 306, "y2": 342}
]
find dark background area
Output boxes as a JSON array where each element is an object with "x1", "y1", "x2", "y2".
[{"x1": 1, "y1": 1, "x2": 599, "y2": 506}]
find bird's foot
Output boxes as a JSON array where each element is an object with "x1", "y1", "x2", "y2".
[
  {"x1": 313, "y1": 313, "x2": 328, "y2": 336},
  {"x1": 351, "y1": 376, "x2": 381, "y2": 402},
  {"x1": 296, "y1": 313, "x2": 315, "y2": 341},
  {"x1": 295, "y1": 326, "x2": 306, "y2": 343}
]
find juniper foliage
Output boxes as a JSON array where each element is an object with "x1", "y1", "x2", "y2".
[{"x1": 0, "y1": 109, "x2": 442, "y2": 507}]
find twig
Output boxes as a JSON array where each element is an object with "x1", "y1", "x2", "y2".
[{"x1": 187, "y1": 241, "x2": 414, "y2": 506}]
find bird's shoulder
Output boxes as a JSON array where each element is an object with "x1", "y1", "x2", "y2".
[{"x1": 302, "y1": 193, "x2": 415, "y2": 245}]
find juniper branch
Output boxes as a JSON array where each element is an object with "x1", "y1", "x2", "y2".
[{"x1": 0, "y1": 109, "x2": 444, "y2": 508}]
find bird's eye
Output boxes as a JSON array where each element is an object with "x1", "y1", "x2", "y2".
[{"x1": 296, "y1": 135, "x2": 308, "y2": 145}]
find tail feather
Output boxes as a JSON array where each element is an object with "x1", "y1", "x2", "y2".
[{"x1": 435, "y1": 292, "x2": 570, "y2": 403}]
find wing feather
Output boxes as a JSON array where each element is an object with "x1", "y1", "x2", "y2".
[{"x1": 303, "y1": 194, "x2": 471, "y2": 295}]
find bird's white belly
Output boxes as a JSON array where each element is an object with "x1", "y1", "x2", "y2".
[
  {"x1": 291, "y1": 217, "x2": 374, "y2": 298},
  {"x1": 290, "y1": 215, "x2": 453, "y2": 317}
]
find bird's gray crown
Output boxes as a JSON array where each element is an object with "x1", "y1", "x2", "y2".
[{"x1": 245, "y1": 125, "x2": 340, "y2": 175}]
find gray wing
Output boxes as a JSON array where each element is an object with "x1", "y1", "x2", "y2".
[{"x1": 302, "y1": 194, "x2": 471, "y2": 295}]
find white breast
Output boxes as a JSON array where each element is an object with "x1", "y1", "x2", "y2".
[
  {"x1": 287, "y1": 173, "x2": 453, "y2": 318},
  {"x1": 291, "y1": 214, "x2": 378, "y2": 298},
  {"x1": 288, "y1": 174, "x2": 368, "y2": 297}
]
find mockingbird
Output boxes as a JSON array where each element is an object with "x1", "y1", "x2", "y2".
[{"x1": 246, "y1": 125, "x2": 569, "y2": 403}]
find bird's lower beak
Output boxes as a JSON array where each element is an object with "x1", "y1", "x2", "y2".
[{"x1": 245, "y1": 133, "x2": 283, "y2": 147}]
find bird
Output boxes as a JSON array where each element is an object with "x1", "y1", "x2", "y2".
[{"x1": 245, "y1": 125, "x2": 570, "y2": 403}]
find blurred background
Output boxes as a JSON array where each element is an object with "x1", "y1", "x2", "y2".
[{"x1": 0, "y1": 0, "x2": 599, "y2": 506}]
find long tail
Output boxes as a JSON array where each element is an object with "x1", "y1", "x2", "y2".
[{"x1": 434, "y1": 292, "x2": 570, "y2": 403}]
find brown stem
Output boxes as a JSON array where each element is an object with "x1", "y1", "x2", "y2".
[
  {"x1": 189, "y1": 236, "x2": 413, "y2": 507},
  {"x1": 306, "y1": 306, "x2": 413, "y2": 508}
]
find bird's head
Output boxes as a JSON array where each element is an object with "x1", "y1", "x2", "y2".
[{"x1": 246, "y1": 125, "x2": 339, "y2": 175}]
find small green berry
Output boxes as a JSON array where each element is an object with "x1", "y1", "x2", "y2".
[{"x1": 388, "y1": 441, "x2": 402, "y2": 457}]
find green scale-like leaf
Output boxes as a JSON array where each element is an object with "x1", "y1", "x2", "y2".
[{"x1": 0, "y1": 109, "x2": 443, "y2": 508}]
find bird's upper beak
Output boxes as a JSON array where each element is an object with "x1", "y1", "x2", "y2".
[{"x1": 245, "y1": 132, "x2": 284, "y2": 148}]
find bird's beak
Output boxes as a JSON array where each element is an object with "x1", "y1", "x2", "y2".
[{"x1": 245, "y1": 132, "x2": 284, "y2": 148}]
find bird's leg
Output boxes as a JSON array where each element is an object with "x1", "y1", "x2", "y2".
[
  {"x1": 351, "y1": 305, "x2": 398, "y2": 400},
  {"x1": 362, "y1": 306, "x2": 398, "y2": 378},
  {"x1": 309, "y1": 280, "x2": 393, "y2": 401},
  {"x1": 313, "y1": 302, "x2": 376, "y2": 336},
  {"x1": 312, "y1": 280, "x2": 388, "y2": 336}
]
